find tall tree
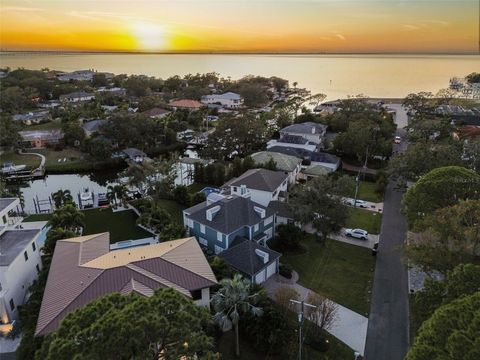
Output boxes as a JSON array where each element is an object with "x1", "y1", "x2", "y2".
[
  {"x1": 406, "y1": 292, "x2": 480, "y2": 360},
  {"x1": 42, "y1": 227, "x2": 76, "y2": 256},
  {"x1": 289, "y1": 175, "x2": 355, "y2": 241},
  {"x1": 51, "y1": 189, "x2": 73, "y2": 209},
  {"x1": 47, "y1": 204, "x2": 85, "y2": 234},
  {"x1": 212, "y1": 274, "x2": 263, "y2": 357},
  {"x1": 403, "y1": 166, "x2": 480, "y2": 230},
  {"x1": 37, "y1": 289, "x2": 216, "y2": 360}
]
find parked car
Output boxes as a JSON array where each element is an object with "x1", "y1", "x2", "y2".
[
  {"x1": 345, "y1": 228, "x2": 368, "y2": 240},
  {"x1": 346, "y1": 199, "x2": 368, "y2": 208},
  {"x1": 372, "y1": 242, "x2": 379, "y2": 256},
  {"x1": 394, "y1": 136, "x2": 401, "y2": 144}
]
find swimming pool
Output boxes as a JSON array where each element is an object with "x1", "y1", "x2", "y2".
[{"x1": 200, "y1": 187, "x2": 220, "y2": 196}]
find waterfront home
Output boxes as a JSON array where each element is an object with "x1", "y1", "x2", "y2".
[
  {"x1": 219, "y1": 237, "x2": 280, "y2": 284},
  {"x1": 169, "y1": 99, "x2": 203, "y2": 110},
  {"x1": 201, "y1": 92, "x2": 244, "y2": 109},
  {"x1": 144, "y1": 107, "x2": 171, "y2": 119},
  {"x1": 122, "y1": 148, "x2": 147, "y2": 163},
  {"x1": 19, "y1": 129, "x2": 64, "y2": 148},
  {"x1": 35, "y1": 234, "x2": 217, "y2": 336},
  {"x1": 0, "y1": 198, "x2": 44, "y2": 335},
  {"x1": 59, "y1": 91, "x2": 95, "y2": 103},
  {"x1": 57, "y1": 70, "x2": 114, "y2": 82},
  {"x1": 12, "y1": 110, "x2": 51, "y2": 125},
  {"x1": 251, "y1": 151, "x2": 302, "y2": 185},
  {"x1": 183, "y1": 194, "x2": 275, "y2": 253},
  {"x1": 267, "y1": 146, "x2": 341, "y2": 172},
  {"x1": 279, "y1": 122, "x2": 327, "y2": 146},
  {"x1": 82, "y1": 119, "x2": 108, "y2": 138},
  {"x1": 224, "y1": 168, "x2": 289, "y2": 207}
]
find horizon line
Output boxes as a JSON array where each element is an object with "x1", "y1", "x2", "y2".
[{"x1": 1, "y1": 50, "x2": 479, "y2": 56}]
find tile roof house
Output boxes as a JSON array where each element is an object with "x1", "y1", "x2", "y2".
[
  {"x1": 219, "y1": 237, "x2": 281, "y2": 284},
  {"x1": 144, "y1": 107, "x2": 171, "y2": 119},
  {"x1": 224, "y1": 168, "x2": 289, "y2": 207},
  {"x1": 251, "y1": 151, "x2": 302, "y2": 184},
  {"x1": 183, "y1": 195, "x2": 275, "y2": 254},
  {"x1": 169, "y1": 99, "x2": 203, "y2": 110},
  {"x1": 35, "y1": 234, "x2": 217, "y2": 336}
]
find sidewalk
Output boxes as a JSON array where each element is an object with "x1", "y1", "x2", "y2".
[{"x1": 263, "y1": 273, "x2": 368, "y2": 356}]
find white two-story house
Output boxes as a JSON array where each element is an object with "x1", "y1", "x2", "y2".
[
  {"x1": 201, "y1": 92, "x2": 244, "y2": 109},
  {"x1": 279, "y1": 122, "x2": 327, "y2": 146},
  {"x1": 0, "y1": 198, "x2": 43, "y2": 335}
]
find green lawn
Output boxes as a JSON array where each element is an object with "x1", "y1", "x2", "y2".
[
  {"x1": 22, "y1": 120, "x2": 62, "y2": 131},
  {"x1": 282, "y1": 236, "x2": 375, "y2": 315},
  {"x1": 24, "y1": 208, "x2": 152, "y2": 243},
  {"x1": 0, "y1": 151, "x2": 41, "y2": 169},
  {"x1": 35, "y1": 148, "x2": 86, "y2": 167},
  {"x1": 357, "y1": 181, "x2": 383, "y2": 203},
  {"x1": 345, "y1": 207, "x2": 382, "y2": 234},
  {"x1": 156, "y1": 199, "x2": 186, "y2": 224}
]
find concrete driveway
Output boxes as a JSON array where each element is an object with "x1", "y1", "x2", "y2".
[
  {"x1": 343, "y1": 197, "x2": 384, "y2": 213},
  {"x1": 263, "y1": 273, "x2": 368, "y2": 356},
  {"x1": 331, "y1": 230, "x2": 379, "y2": 249}
]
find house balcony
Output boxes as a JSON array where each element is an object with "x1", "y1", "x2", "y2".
[{"x1": 253, "y1": 232, "x2": 268, "y2": 246}]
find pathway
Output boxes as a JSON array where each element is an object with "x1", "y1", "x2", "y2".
[
  {"x1": 263, "y1": 273, "x2": 368, "y2": 356},
  {"x1": 19, "y1": 149, "x2": 46, "y2": 168}
]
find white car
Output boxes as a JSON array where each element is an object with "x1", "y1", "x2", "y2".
[
  {"x1": 346, "y1": 199, "x2": 368, "y2": 208},
  {"x1": 394, "y1": 136, "x2": 401, "y2": 144},
  {"x1": 345, "y1": 228, "x2": 369, "y2": 240}
]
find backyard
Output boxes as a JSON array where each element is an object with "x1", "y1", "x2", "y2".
[
  {"x1": 24, "y1": 208, "x2": 152, "y2": 243},
  {"x1": 357, "y1": 180, "x2": 383, "y2": 203},
  {"x1": 281, "y1": 235, "x2": 375, "y2": 315},
  {"x1": 0, "y1": 151, "x2": 41, "y2": 169},
  {"x1": 345, "y1": 207, "x2": 382, "y2": 234}
]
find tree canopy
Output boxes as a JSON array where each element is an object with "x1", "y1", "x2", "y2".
[
  {"x1": 37, "y1": 289, "x2": 215, "y2": 360},
  {"x1": 403, "y1": 166, "x2": 480, "y2": 230}
]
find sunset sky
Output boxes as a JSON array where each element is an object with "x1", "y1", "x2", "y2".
[{"x1": 1, "y1": 0, "x2": 478, "y2": 53}]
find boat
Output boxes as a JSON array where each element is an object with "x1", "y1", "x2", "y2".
[
  {"x1": 97, "y1": 192, "x2": 110, "y2": 206},
  {"x1": 1, "y1": 162, "x2": 27, "y2": 174},
  {"x1": 80, "y1": 188, "x2": 94, "y2": 208}
]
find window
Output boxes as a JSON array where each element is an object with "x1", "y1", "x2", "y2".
[
  {"x1": 36, "y1": 264, "x2": 40, "y2": 273},
  {"x1": 200, "y1": 224, "x2": 206, "y2": 234},
  {"x1": 217, "y1": 232, "x2": 222, "y2": 242},
  {"x1": 214, "y1": 245, "x2": 223, "y2": 254},
  {"x1": 187, "y1": 218, "x2": 193, "y2": 228},
  {"x1": 233, "y1": 186, "x2": 237, "y2": 192},
  {"x1": 191, "y1": 289, "x2": 202, "y2": 300},
  {"x1": 1, "y1": 215, "x2": 6, "y2": 224},
  {"x1": 9, "y1": 299, "x2": 15, "y2": 311},
  {"x1": 254, "y1": 224, "x2": 259, "y2": 232},
  {"x1": 199, "y1": 237, "x2": 208, "y2": 246},
  {"x1": 24, "y1": 251, "x2": 28, "y2": 261},
  {"x1": 32, "y1": 242, "x2": 36, "y2": 252}
]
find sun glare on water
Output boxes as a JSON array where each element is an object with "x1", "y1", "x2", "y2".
[{"x1": 131, "y1": 22, "x2": 169, "y2": 52}]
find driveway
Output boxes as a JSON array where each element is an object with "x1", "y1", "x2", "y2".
[
  {"x1": 343, "y1": 198, "x2": 384, "y2": 213},
  {"x1": 302, "y1": 224, "x2": 379, "y2": 249},
  {"x1": 263, "y1": 274, "x2": 368, "y2": 356}
]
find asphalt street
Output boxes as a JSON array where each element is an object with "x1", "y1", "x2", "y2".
[{"x1": 364, "y1": 111, "x2": 410, "y2": 359}]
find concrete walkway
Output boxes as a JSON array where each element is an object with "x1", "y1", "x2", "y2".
[
  {"x1": 263, "y1": 273, "x2": 368, "y2": 356},
  {"x1": 19, "y1": 149, "x2": 46, "y2": 168}
]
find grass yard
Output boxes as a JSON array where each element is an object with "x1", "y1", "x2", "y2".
[
  {"x1": 345, "y1": 207, "x2": 382, "y2": 234},
  {"x1": 0, "y1": 151, "x2": 41, "y2": 169},
  {"x1": 358, "y1": 181, "x2": 383, "y2": 203},
  {"x1": 35, "y1": 148, "x2": 86, "y2": 167},
  {"x1": 282, "y1": 236, "x2": 375, "y2": 315},
  {"x1": 156, "y1": 199, "x2": 186, "y2": 224},
  {"x1": 24, "y1": 208, "x2": 152, "y2": 243},
  {"x1": 22, "y1": 120, "x2": 62, "y2": 131}
]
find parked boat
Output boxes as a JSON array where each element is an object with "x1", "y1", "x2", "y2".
[
  {"x1": 80, "y1": 188, "x2": 94, "y2": 208},
  {"x1": 1, "y1": 162, "x2": 27, "y2": 174}
]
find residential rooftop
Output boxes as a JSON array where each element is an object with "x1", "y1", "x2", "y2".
[
  {"x1": 251, "y1": 151, "x2": 302, "y2": 172},
  {"x1": 0, "y1": 198, "x2": 18, "y2": 213},
  {"x1": 0, "y1": 229, "x2": 40, "y2": 266},
  {"x1": 35, "y1": 233, "x2": 217, "y2": 336},
  {"x1": 225, "y1": 168, "x2": 289, "y2": 192},
  {"x1": 281, "y1": 122, "x2": 327, "y2": 135}
]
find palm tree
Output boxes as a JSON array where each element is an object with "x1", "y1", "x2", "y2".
[
  {"x1": 211, "y1": 274, "x2": 263, "y2": 357},
  {"x1": 52, "y1": 189, "x2": 73, "y2": 208},
  {"x1": 106, "y1": 185, "x2": 117, "y2": 206},
  {"x1": 47, "y1": 204, "x2": 85, "y2": 234},
  {"x1": 107, "y1": 184, "x2": 129, "y2": 208}
]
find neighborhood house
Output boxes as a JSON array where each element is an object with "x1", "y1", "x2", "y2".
[
  {"x1": 59, "y1": 91, "x2": 95, "y2": 103},
  {"x1": 19, "y1": 129, "x2": 64, "y2": 148},
  {"x1": 201, "y1": 92, "x2": 244, "y2": 109}
]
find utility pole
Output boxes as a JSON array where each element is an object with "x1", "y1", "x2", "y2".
[
  {"x1": 290, "y1": 299, "x2": 317, "y2": 360},
  {"x1": 353, "y1": 145, "x2": 368, "y2": 209}
]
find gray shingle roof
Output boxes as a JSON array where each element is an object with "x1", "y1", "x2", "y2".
[
  {"x1": 82, "y1": 119, "x2": 107, "y2": 132},
  {"x1": 122, "y1": 148, "x2": 147, "y2": 158},
  {"x1": 251, "y1": 151, "x2": 301, "y2": 172},
  {"x1": 219, "y1": 237, "x2": 280, "y2": 276},
  {"x1": 281, "y1": 122, "x2": 327, "y2": 135},
  {"x1": 267, "y1": 200, "x2": 293, "y2": 219},
  {"x1": 0, "y1": 229, "x2": 40, "y2": 266},
  {"x1": 184, "y1": 195, "x2": 272, "y2": 234},
  {"x1": 227, "y1": 169, "x2": 289, "y2": 192},
  {"x1": 267, "y1": 146, "x2": 340, "y2": 165}
]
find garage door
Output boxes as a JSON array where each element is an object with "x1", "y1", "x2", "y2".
[
  {"x1": 255, "y1": 270, "x2": 266, "y2": 284},
  {"x1": 266, "y1": 262, "x2": 276, "y2": 279}
]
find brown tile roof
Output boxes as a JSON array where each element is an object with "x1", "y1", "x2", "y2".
[
  {"x1": 169, "y1": 99, "x2": 203, "y2": 109},
  {"x1": 35, "y1": 233, "x2": 216, "y2": 336}
]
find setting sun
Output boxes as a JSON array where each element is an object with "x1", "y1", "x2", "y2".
[{"x1": 131, "y1": 22, "x2": 168, "y2": 52}]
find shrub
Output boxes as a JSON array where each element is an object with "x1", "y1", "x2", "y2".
[{"x1": 279, "y1": 263, "x2": 293, "y2": 279}]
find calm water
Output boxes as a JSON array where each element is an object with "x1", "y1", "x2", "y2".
[{"x1": 1, "y1": 53, "x2": 478, "y2": 99}]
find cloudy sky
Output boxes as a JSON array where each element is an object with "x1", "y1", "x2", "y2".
[{"x1": 1, "y1": 0, "x2": 478, "y2": 53}]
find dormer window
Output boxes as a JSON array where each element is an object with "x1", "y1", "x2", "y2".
[{"x1": 254, "y1": 206, "x2": 266, "y2": 218}]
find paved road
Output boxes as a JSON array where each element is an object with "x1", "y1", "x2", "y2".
[{"x1": 364, "y1": 129, "x2": 410, "y2": 360}]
